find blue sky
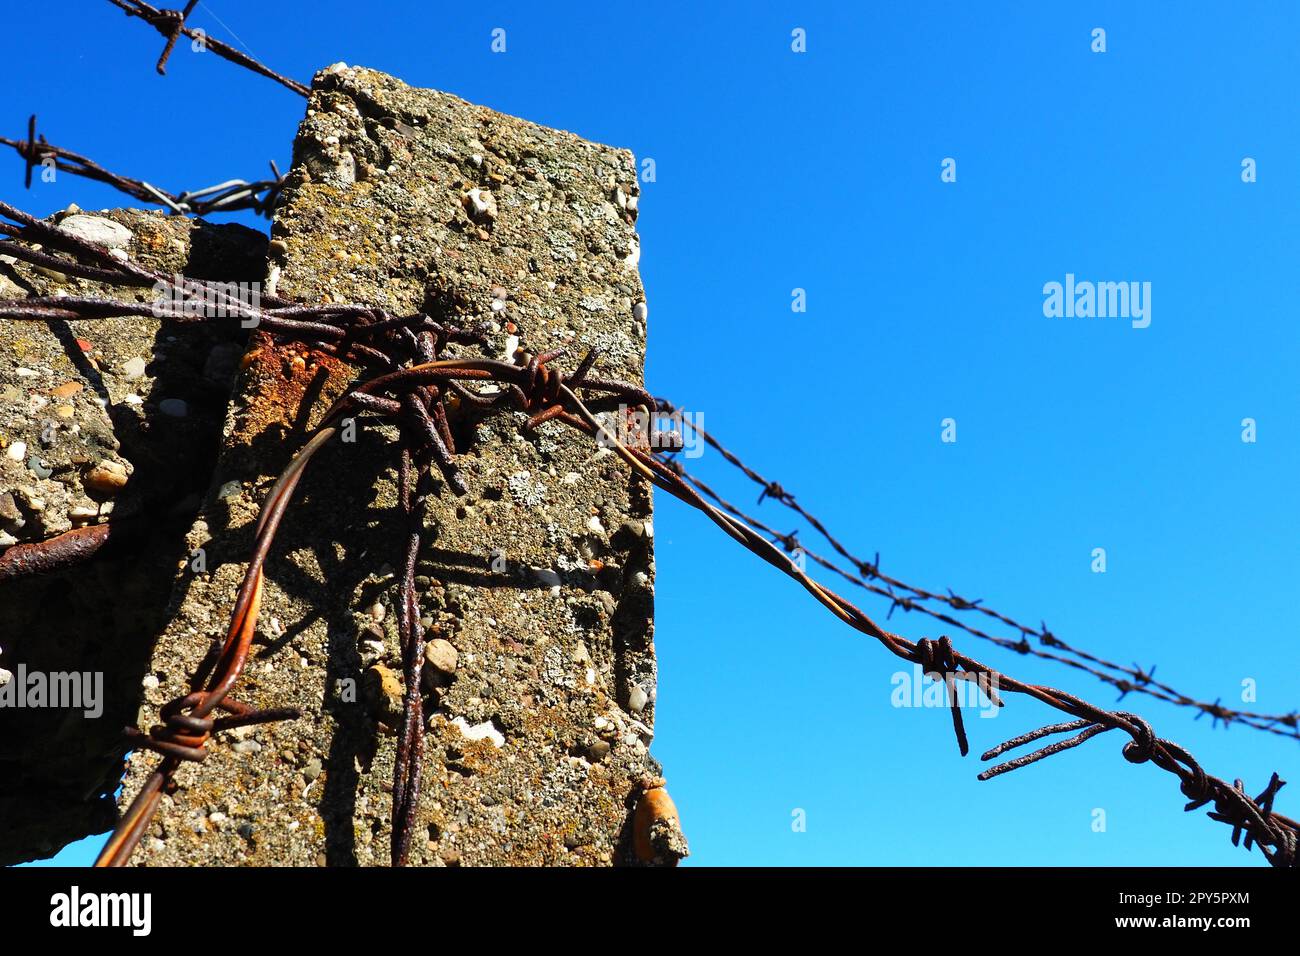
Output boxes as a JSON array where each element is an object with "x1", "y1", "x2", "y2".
[{"x1": 9, "y1": 1, "x2": 1298, "y2": 866}]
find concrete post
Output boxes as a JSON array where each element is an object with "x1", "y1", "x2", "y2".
[{"x1": 118, "y1": 65, "x2": 685, "y2": 866}]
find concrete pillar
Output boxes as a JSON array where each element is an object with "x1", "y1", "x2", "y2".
[{"x1": 118, "y1": 65, "x2": 685, "y2": 866}]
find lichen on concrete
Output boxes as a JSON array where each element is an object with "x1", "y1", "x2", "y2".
[{"x1": 118, "y1": 65, "x2": 684, "y2": 866}]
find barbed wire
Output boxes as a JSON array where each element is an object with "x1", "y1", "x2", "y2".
[
  {"x1": 90, "y1": 0, "x2": 1288, "y2": 747},
  {"x1": 95, "y1": 1, "x2": 1285, "y2": 743},
  {"x1": 654, "y1": 401, "x2": 1300, "y2": 741},
  {"x1": 104, "y1": 0, "x2": 309, "y2": 96},
  {"x1": 0, "y1": 199, "x2": 1294, "y2": 867},
  {"x1": 1, "y1": 114, "x2": 286, "y2": 218}
]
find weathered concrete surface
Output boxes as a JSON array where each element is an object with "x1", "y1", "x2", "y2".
[
  {"x1": 119, "y1": 65, "x2": 685, "y2": 866},
  {"x1": 0, "y1": 209, "x2": 266, "y2": 864}
]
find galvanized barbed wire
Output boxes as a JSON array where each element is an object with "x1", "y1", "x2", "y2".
[
  {"x1": 655, "y1": 400, "x2": 1300, "y2": 740},
  {"x1": 1, "y1": 114, "x2": 286, "y2": 218},
  {"x1": 1, "y1": 200, "x2": 1294, "y2": 868},
  {"x1": 105, "y1": 0, "x2": 310, "y2": 96}
]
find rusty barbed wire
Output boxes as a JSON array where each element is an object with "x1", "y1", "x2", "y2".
[
  {"x1": 90, "y1": 0, "x2": 1285, "y2": 745},
  {"x1": 0, "y1": 199, "x2": 1294, "y2": 868},
  {"x1": 654, "y1": 400, "x2": 1300, "y2": 741},
  {"x1": 104, "y1": 0, "x2": 310, "y2": 96},
  {"x1": 1, "y1": 114, "x2": 286, "y2": 218}
]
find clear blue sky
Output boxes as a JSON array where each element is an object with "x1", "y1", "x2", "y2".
[{"x1": 10, "y1": 1, "x2": 1298, "y2": 867}]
